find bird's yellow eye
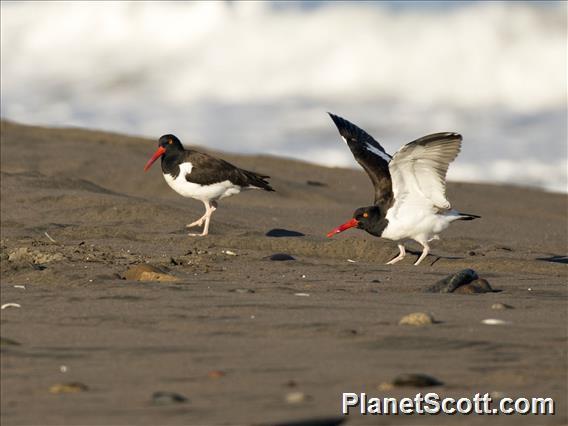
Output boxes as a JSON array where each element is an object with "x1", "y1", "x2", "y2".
[
  {"x1": 363, "y1": 212, "x2": 369, "y2": 218},
  {"x1": 168, "y1": 139, "x2": 173, "y2": 144}
]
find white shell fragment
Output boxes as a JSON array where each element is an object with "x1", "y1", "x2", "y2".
[
  {"x1": 1, "y1": 303, "x2": 21, "y2": 310},
  {"x1": 294, "y1": 293, "x2": 310, "y2": 297},
  {"x1": 481, "y1": 318, "x2": 511, "y2": 325}
]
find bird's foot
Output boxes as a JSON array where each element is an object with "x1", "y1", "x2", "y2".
[
  {"x1": 188, "y1": 232, "x2": 208, "y2": 237},
  {"x1": 386, "y1": 256, "x2": 405, "y2": 265},
  {"x1": 186, "y1": 220, "x2": 205, "y2": 228}
]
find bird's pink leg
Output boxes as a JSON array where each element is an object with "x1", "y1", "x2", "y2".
[
  {"x1": 188, "y1": 201, "x2": 217, "y2": 237},
  {"x1": 186, "y1": 201, "x2": 209, "y2": 228},
  {"x1": 414, "y1": 243, "x2": 430, "y2": 266},
  {"x1": 386, "y1": 244, "x2": 406, "y2": 265}
]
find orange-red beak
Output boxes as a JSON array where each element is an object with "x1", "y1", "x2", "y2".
[
  {"x1": 327, "y1": 218, "x2": 359, "y2": 238},
  {"x1": 144, "y1": 146, "x2": 166, "y2": 171}
]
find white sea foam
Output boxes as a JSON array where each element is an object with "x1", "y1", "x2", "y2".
[{"x1": 1, "y1": 1, "x2": 566, "y2": 192}]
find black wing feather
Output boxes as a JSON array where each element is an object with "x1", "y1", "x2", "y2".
[
  {"x1": 185, "y1": 152, "x2": 274, "y2": 191},
  {"x1": 328, "y1": 113, "x2": 393, "y2": 207}
]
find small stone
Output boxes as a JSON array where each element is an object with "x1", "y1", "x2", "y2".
[
  {"x1": 207, "y1": 370, "x2": 226, "y2": 379},
  {"x1": 371, "y1": 279, "x2": 380, "y2": 283},
  {"x1": 285, "y1": 391, "x2": 310, "y2": 404},
  {"x1": 392, "y1": 374, "x2": 443, "y2": 387},
  {"x1": 266, "y1": 253, "x2": 295, "y2": 261},
  {"x1": 491, "y1": 303, "x2": 514, "y2": 310},
  {"x1": 0, "y1": 337, "x2": 21, "y2": 346},
  {"x1": 222, "y1": 250, "x2": 237, "y2": 256},
  {"x1": 377, "y1": 382, "x2": 394, "y2": 391},
  {"x1": 122, "y1": 264, "x2": 177, "y2": 282},
  {"x1": 49, "y1": 382, "x2": 89, "y2": 394},
  {"x1": 230, "y1": 288, "x2": 255, "y2": 294},
  {"x1": 399, "y1": 312, "x2": 435, "y2": 326},
  {"x1": 306, "y1": 180, "x2": 327, "y2": 187},
  {"x1": 294, "y1": 293, "x2": 310, "y2": 297},
  {"x1": 151, "y1": 391, "x2": 188, "y2": 405}
]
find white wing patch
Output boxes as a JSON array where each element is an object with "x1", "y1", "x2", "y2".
[
  {"x1": 365, "y1": 144, "x2": 391, "y2": 163},
  {"x1": 389, "y1": 134, "x2": 461, "y2": 212}
]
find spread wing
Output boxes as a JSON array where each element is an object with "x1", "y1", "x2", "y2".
[
  {"x1": 328, "y1": 113, "x2": 393, "y2": 206},
  {"x1": 388, "y1": 132, "x2": 462, "y2": 211}
]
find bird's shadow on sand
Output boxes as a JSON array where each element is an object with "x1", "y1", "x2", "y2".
[{"x1": 537, "y1": 255, "x2": 568, "y2": 264}]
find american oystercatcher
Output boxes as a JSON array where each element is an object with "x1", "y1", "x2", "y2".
[
  {"x1": 326, "y1": 113, "x2": 479, "y2": 266},
  {"x1": 144, "y1": 134, "x2": 274, "y2": 236}
]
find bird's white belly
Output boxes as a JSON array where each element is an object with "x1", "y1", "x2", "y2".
[
  {"x1": 382, "y1": 207, "x2": 451, "y2": 242},
  {"x1": 164, "y1": 173, "x2": 242, "y2": 201}
]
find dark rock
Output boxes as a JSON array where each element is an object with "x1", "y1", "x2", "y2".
[
  {"x1": 267, "y1": 417, "x2": 344, "y2": 426},
  {"x1": 392, "y1": 373, "x2": 443, "y2": 387},
  {"x1": 427, "y1": 268, "x2": 478, "y2": 293},
  {"x1": 0, "y1": 337, "x2": 21, "y2": 346},
  {"x1": 151, "y1": 391, "x2": 188, "y2": 405},
  {"x1": 265, "y1": 229, "x2": 305, "y2": 238},
  {"x1": 266, "y1": 253, "x2": 296, "y2": 261},
  {"x1": 371, "y1": 279, "x2": 380, "y2": 283},
  {"x1": 306, "y1": 180, "x2": 327, "y2": 187}
]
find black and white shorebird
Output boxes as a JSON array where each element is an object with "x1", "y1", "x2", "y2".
[
  {"x1": 144, "y1": 134, "x2": 274, "y2": 236},
  {"x1": 326, "y1": 113, "x2": 479, "y2": 266}
]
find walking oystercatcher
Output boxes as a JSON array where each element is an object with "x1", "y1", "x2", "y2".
[
  {"x1": 326, "y1": 113, "x2": 479, "y2": 266},
  {"x1": 144, "y1": 134, "x2": 274, "y2": 236}
]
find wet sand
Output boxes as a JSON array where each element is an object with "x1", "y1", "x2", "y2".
[{"x1": 1, "y1": 120, "x2": 566, "y2": 425}]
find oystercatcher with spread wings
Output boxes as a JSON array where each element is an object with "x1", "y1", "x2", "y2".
[
  {"x1": 144, "y1": 134, "x2": 274, "y2": 236},
  {"x1": 326, "y1": 113, "x2": 479, "y2": 266}
]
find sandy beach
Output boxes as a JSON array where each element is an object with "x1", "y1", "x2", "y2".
[{"x1": 1, "y1": 120, "x2": 566, "y2": 425}]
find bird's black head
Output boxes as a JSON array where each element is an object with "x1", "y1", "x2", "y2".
[
  {"x1": 144, "y1": 134, "x2": 184, "y2": 171},
  {"x1": 327, "y1": 205, "x2": 384, "y2": 237}
]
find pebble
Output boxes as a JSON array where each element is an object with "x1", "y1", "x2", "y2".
[
  {"x1": 207, "y1": 370, "x2": 226, "y2": 379},
  {"x1": 392, "y1": 373, "x2": 443, "y2": 387},
  {"x1": 294, "y1": 293, "x2": 310, "y2": 297},
  {"x1": 346, "y1": 259, "x2": 357, "y2": 263},
  {"x1": 230, "y1": 288, "x2": 255, "y2": 294},
  {"x1": 151, "y1": 391, "x2": 188, "y2": 405},
  {"x1": 13, "y1": 285, "x2": 26, "y2": 289},
  {"x1": 122, "y1": 264, "x2": 177, "y2": 282},
  {"x1": 482, "y1": 318, "x2": 511, "y2": 325},
  {"x1": 49, "y1": 382, "x2": 89, "y2": 394},
  {"x1": 399, "y1": 312, "x2": 435, "y2": 326},
  {"x1": 0, "y1": 337, "x2": 21, "y2": 346},
  {"x1": 285, "y1": 391, "x2": 310, "y2": 404},
  {"x1": 491, "y1": 303, "x2": 514, "y2": 310},
  {"x1": 222, "y1": 250, "x2": 237, "y2": 256},
  {"x1": 266, "y1": 253, "x2": 296, "y2": 261}
]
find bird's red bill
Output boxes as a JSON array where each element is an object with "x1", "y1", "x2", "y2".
[
  {"x1": 144, "y1": 146, "x2": 166, "y2": 171},
  {"x1": 326, "y1": 218, "x2": 359, "y2": 238}
]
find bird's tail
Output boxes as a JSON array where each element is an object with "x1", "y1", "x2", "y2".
[
  {"x1": 456, "y1": 212, "x2": 481, "y2": 221},
  {"x1": 242, "y1": 170, "x2": 275, "y2": 192}
]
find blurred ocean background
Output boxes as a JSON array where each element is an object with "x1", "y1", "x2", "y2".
[{"x1": 1, "y1": 1, "x2": 566, "y2": 192}]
